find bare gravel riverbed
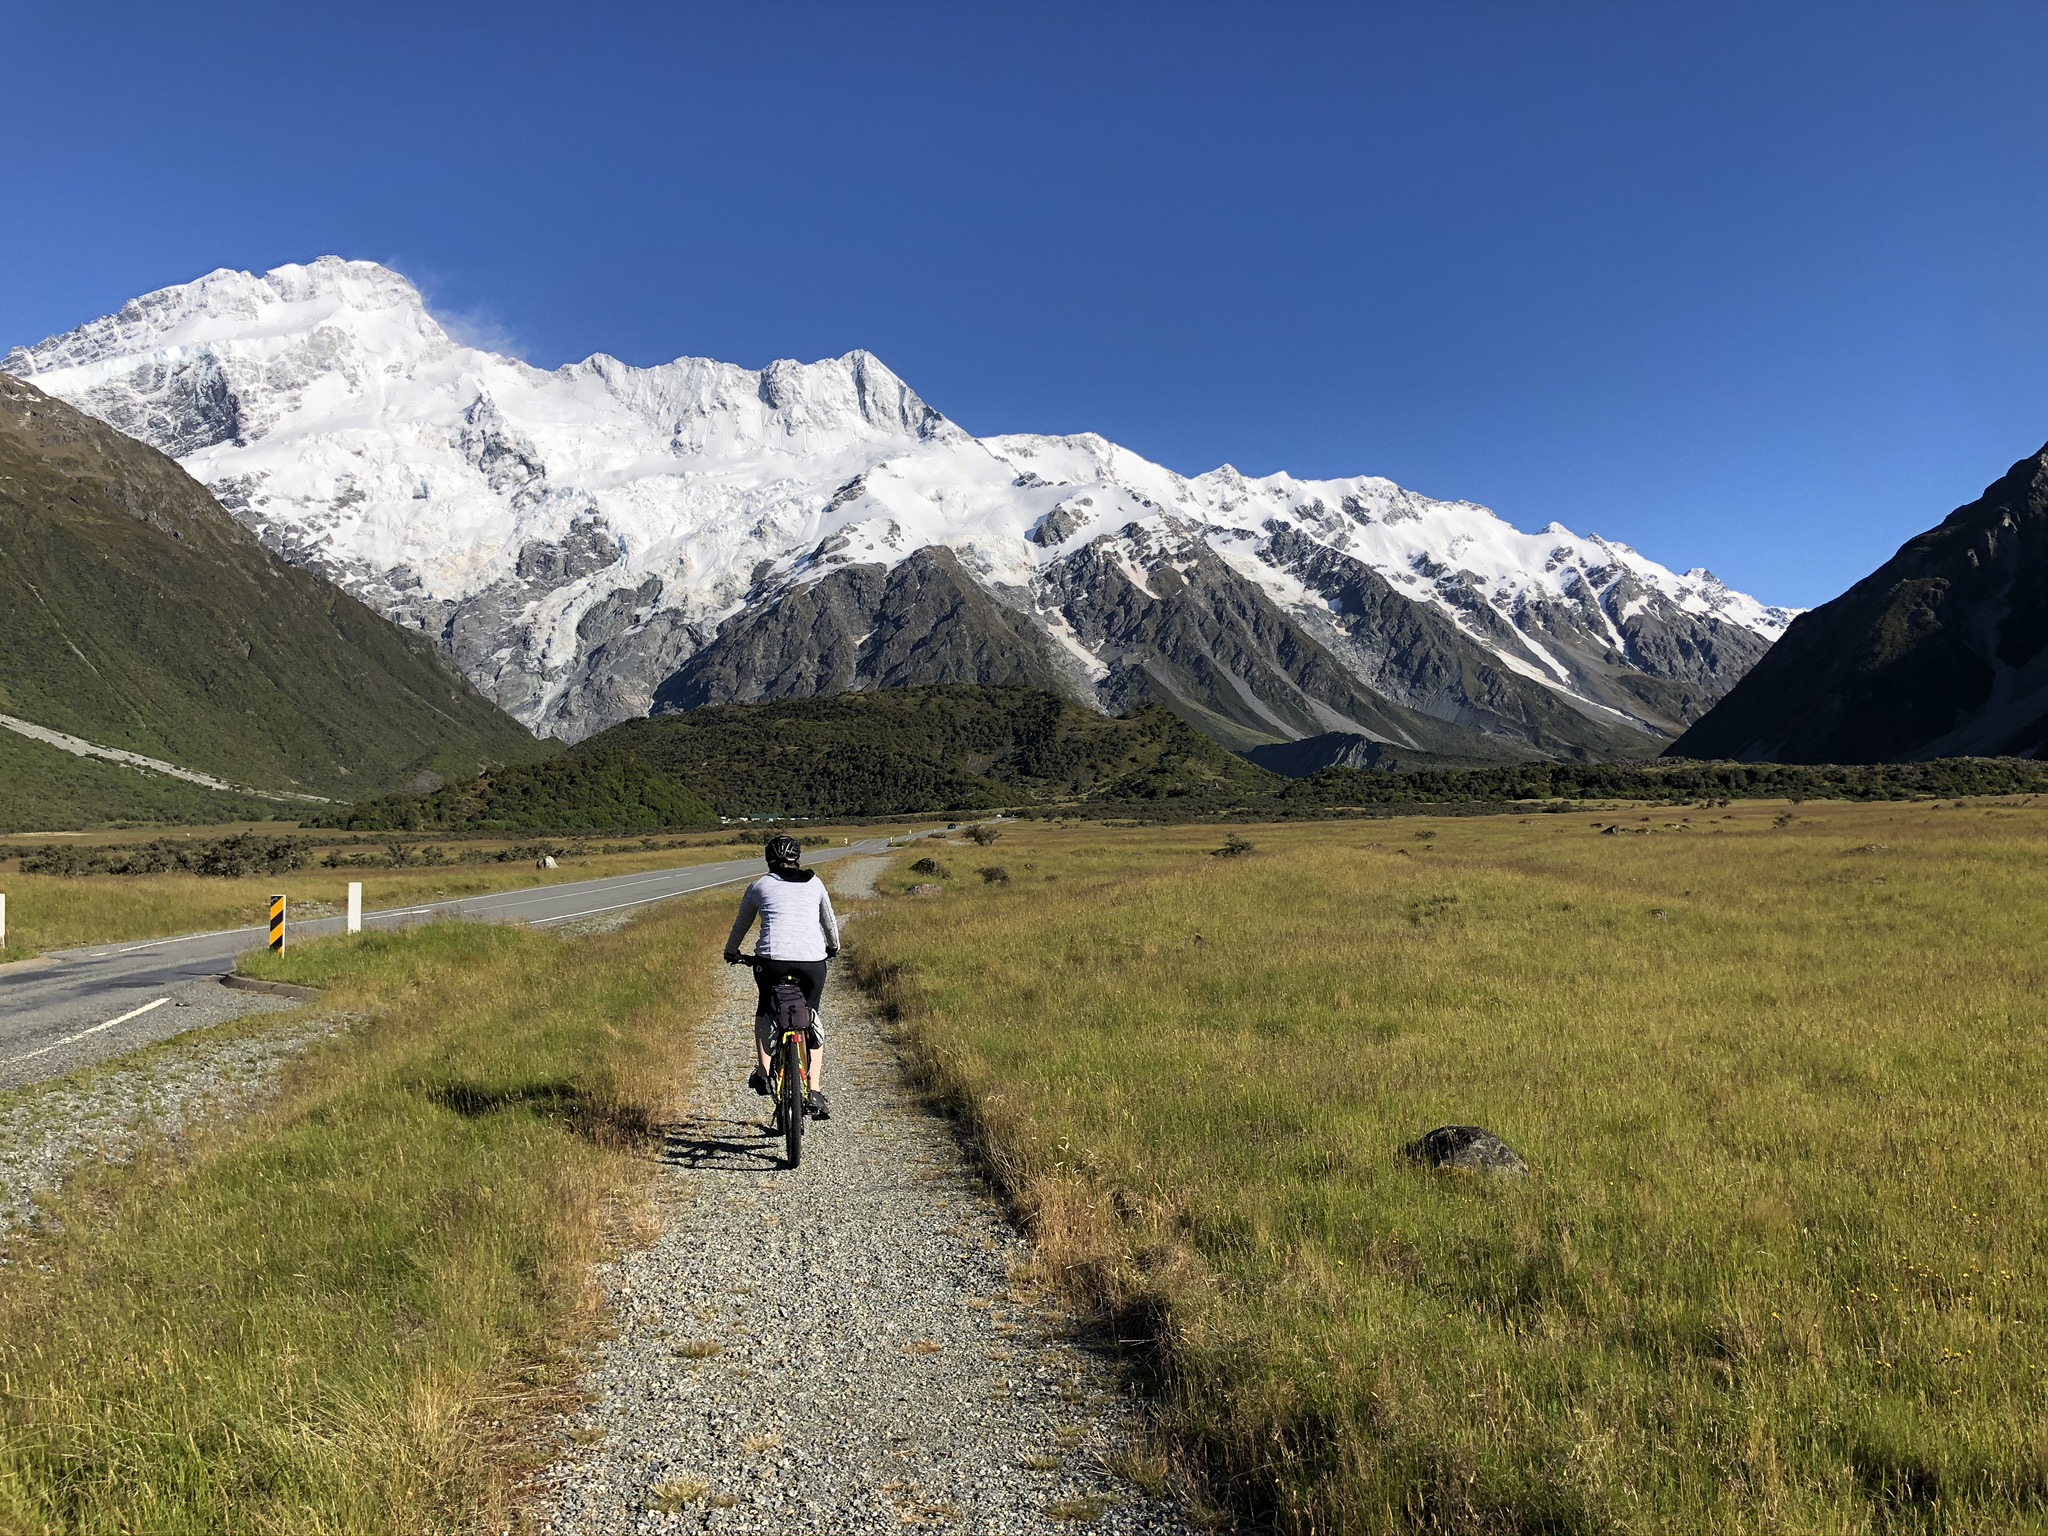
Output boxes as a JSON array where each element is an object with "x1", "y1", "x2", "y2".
[{"x1": 530, "y1": 955, "x2": 1208, "y2": 1535}]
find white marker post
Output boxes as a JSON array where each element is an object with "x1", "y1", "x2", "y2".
[
  {"x1": 346, "y1": 881, "x2": 362, "y2": 935},
  {"x1": 0, "y1": 891, "x2": 7, "y2": 950}
]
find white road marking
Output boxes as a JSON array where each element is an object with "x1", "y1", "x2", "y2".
[
  {"x1": 433, "y1": 862, "x2": 761, "y2": 915},
  {"x1": 527, "y1": 873, "x2": 758, "y2": 927},
  {"x1": 92, "y1": 923, "x2": 265, "y2": 957},
  {"x1": 3, "y1": 996, "x2": 170, "y2": 1066}
]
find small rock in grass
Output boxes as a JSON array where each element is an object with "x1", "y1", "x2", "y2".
[
  {"x1": 907, "y1": 882, "x2": 945, "y2": 897},
  {"x1": 1399, "y1": 1125, "x2": 1529, "y2": 1178}
]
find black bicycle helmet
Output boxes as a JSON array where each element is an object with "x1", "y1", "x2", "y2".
[{"x1": 764, "y1": 833, "x2": 802, "y2": 868}]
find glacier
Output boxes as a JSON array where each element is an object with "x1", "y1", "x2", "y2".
[{"x1": 3, "y1": 256, "x2": 1794, "y2": 756}]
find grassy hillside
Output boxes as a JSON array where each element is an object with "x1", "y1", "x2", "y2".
[
  {"x1": 321, "y1": 684, "x2": 2048, "y2": 832},
  {"x1": 0, "y1": 726, "x2": 281, "y2": 833},
  {"x1": 0, "y1": 374, "x2": 546, "y2": 800},
  {"x1": 318, "y1": 749, "x2": 718, "y2": 833},
  {"x1": 323, "y1": 685, "x2": 1279, "y2": 828},
  {"x1": 856, "y1": 803, "x2": 2048, "y2": 1532},
  {"x1": 605, "y1": 686, "x2": 1277, "y2": 816}
]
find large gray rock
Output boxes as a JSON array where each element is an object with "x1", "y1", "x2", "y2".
[{"x1": 1399, "y1": 1125, "x2": 1530, "y2": 1177}]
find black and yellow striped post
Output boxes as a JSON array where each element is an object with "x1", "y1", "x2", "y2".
[{"x1": 268, "y1": 894, "x2": 286, "y2": 953}]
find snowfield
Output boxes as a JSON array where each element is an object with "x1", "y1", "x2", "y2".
[{"x1": 4, "y1": 257, "x2": 1793, "y2": 750}]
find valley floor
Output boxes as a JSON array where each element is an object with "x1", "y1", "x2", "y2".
[
  {"x1": 0, "y1": 827, "x2": 911, "y2": 961},
  {"x1": 3, "y1": 800, "x2": 2043, "y2": 1533},
  {"x1": 851, "y1": 801, "x2": 2048, "y2": 1533}
]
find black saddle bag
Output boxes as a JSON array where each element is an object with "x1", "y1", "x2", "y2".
[{"x1": 771, "y1": 980, "x2": 820, "y2": 1047}]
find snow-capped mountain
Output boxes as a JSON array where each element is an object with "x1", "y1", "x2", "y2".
[{"x1": 3, "y1": 257, "x2": 1793, "y2": 757}]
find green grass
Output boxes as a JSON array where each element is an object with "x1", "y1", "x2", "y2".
[
  {"x1": 854, "y1": 802, "x2": 2048, "y2": 1534},
  {"x1": 0, "y1": 900, "x2": 727, "y2": 1534},
  {"x1": 314, "y1": 747, "x2": 719, "y2": 832},
  {"x1": 328, "y1": 684, "x2": 1278, "y2": 828},
  {"x1": 0, "y1": 727, "x2": 282, "y2": 833}
]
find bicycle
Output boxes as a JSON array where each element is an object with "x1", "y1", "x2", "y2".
[{"x1": 729, "y1": 953, "x2": 817, "y2": 1168}]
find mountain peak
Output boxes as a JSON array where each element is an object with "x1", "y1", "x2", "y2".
[
  {"x1": 3, "y1": 257, "x2": 443, "y2": 381},
  {"x1": 4, "y1": 258, "x2": 1791, "y2": 750}
]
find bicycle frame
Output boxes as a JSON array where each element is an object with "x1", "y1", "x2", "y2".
[
  {"x1": 768, "y1": 1022, "x2": 810, "y2": 1101},
  {"x1": 735, "y1": 953, "x2": 816, "y2": 1166}
]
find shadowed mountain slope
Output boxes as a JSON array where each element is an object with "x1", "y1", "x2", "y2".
[
  {"x1": 0, "y1": 375, "x2": 544, "y2": 800},
  {"x1": 1672, "y1": 443, "x2": 2048, "y2": 762}
]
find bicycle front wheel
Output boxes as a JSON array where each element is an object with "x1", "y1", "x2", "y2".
[{"x1": 782, "y1": 1036, "x2": 804, "y2": 1169}]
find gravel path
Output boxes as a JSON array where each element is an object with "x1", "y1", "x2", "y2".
[
  {"x1": 0, "y1": 986, "x2": 333, "y2": 1242},
  {"x1": 532, "y1": 960, "x2": 1206, "y2": 1535},
  {"x1": 824, "y1": 855, "x2": 892, "y2": 902}
]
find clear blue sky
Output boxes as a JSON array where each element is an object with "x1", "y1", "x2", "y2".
[{"x1": 4, "y1": 1, "x2": 2045, "y2": 608}]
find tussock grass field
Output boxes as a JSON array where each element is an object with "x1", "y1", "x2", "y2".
[
  {"x1": 855, "y1": 802, "x2": 2048, "y2": 1534},
  {"x1": 0, "y1": 901, "x2": 724, "y2": 1534}
]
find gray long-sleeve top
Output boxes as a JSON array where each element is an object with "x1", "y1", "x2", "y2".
[{"x1": 726, "y1": 868, "x2": 841, "y2": 961}]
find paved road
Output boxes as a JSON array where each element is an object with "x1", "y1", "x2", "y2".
[{"x1": 0, "y1": 839, "x2": 903, "y2": 1090}]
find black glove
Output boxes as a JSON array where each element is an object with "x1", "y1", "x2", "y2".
[
  {"x1": 723, "y1": 950, "x2": 741, "y2": 964},
  {"x1": 825, "y1": 945, "x2": 840, "y2": 959}
]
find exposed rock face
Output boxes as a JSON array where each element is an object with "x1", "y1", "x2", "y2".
[
  {"x1": 1258, "y1": 526, "x2": 1663, "y2": 755},
  {"x1": 4, "y1": 257, "x2": 1794, "y2": 753},
  {"x1": 1672, "y1": 443, "x2": 2048, "y2": 762},
  {"x1": 653, "y1": 547, "x2": 1074, "y2": 712},
  {"x1": 1243, "y1": 732, "x2": 1396, "y2": 776},
  {"x1": 1046, "y1": 523, "x2": 1488, "y2": 753},
  {"x1": 1399, "y1": 1125, "x2": 1530, "y2": 1177}
]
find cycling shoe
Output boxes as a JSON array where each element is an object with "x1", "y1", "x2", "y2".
[
  {"x1": 747, "y1": 1067, "x2": 770, "y2": 1096},
  {"x1": 805, "y1": 1090, "x2": 831, "y2": 1121}
]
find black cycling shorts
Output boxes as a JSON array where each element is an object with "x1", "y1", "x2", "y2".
[{"x1": 753, "y1": 958, "x2": 826, "y2": 1050}]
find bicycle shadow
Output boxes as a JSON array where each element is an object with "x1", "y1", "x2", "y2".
[{"x1": 662, "y1": 1114, "x2": 782, "y2": 1172}]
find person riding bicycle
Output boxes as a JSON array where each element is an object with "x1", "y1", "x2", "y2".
[{"x1": 724, "y1": 833, "x2": 839, "y2": 1120}]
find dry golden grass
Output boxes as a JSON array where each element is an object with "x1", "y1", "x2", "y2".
[
  {"x1": 0, "y1": 822, "x2": 921, "y2": 960},
  {"x1": 855, "y1": 801, "x2": 2048, "y2": 1534},
  {"x1": 652, "y1": 1475, "x2": 711, "y2": 1511},
  {"x1": 0, "y1": 896, "x2": 729, "y2": 1534},
  {"x1": 0, "y1": 844, "x2": 738, "y2": 961}
]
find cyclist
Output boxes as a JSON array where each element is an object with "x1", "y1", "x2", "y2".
[{"x1": 724, "y1": 833, "x2": 839, "y2": 1119}]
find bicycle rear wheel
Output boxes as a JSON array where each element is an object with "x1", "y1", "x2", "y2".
[{"x1": 782, "y1": 1036, "x2": 804, "y2": 1168}]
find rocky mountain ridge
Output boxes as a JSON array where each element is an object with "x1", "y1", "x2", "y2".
[
  {"x1": 1672, "y1": 442, "x2": 2048, "y2": 762},
  {"x1": 5, "y1": 257, "x2": 1794, "y2": 756}
]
